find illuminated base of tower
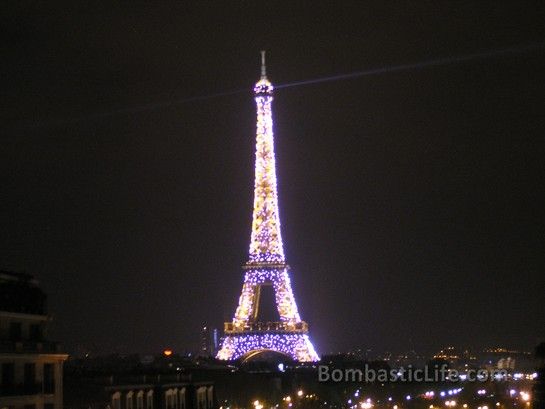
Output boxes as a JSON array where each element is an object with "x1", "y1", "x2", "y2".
[{"x1": 216, "y1": 332, "x2": 319, "y2": 362}]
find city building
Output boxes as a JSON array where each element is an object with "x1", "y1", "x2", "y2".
[
  {"x1": 0, "y1": 271, "x2": 68, "y2": 409},
  {"x1": 106, "y1": 375, "x2": 216, "y2": 409},
  {"x1": 200, "y1": 327, "x2": 218, "y2": 358},
  {"x1": 479, "y1": 347, "x2": 533, "y2": 372}
]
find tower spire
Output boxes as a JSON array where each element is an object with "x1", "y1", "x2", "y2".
[
  {"x1": 260, "y1": 50, "x2": 267, "y2": 78},
  {"x1": 249, "y1": 52, "x2": 283, "y2": 264}
]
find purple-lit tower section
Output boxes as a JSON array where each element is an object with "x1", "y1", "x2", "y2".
[{"x1": 216, "y1": 52, "x2": 319, "y2": 362}]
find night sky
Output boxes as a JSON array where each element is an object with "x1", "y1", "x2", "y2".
[{"x1": 1, "y1": 2, "x2": 544, "y2": 356}]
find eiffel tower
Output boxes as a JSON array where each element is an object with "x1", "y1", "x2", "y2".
[{"x1": 216, "y1": 52, "x2": 319, "y2": 362}]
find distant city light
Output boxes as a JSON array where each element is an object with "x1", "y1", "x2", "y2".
[{"x1": 494, "y1": 373, "x2": 505, "y2": 380}]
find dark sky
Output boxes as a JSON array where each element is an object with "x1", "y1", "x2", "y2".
[{"x1": 1, "y1": 2, "x2": 544, "y2": 356}]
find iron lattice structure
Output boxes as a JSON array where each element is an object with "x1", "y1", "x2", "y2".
[{"x1": 216, "y1": 53, "x2": 319, "y2": 362}]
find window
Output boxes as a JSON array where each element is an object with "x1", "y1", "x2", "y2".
[
  {"x1": 196, "y1": 388, "x2": 206, "y2": 409},
  {"x1": 137, "y1": 391, "x2": 144, "y2": 409},
  {"x1": 9, "y1": 322, "x2": 22, "y2": 340},
  {"x1": 43, "y1": 363, "x2": 55, "y2": 393},
  {"x1": 207, "y1": 387, "x2": 214, "y2": 409},
  {"x1": 165, "y1": 390, "x2": 177, "y2": 409},
  {"x1": 179, "y1": 388, "x2": 186, "y2": 409},
  {"x1": 147, "y1": 391, "x2": 154, "y2": 409},
  {"x1": 24, "y1": 363, "x2": 36, "y2": 392},
  {"x1": 171, "y1": 389, "x2": 178, "y2": 409},
  {"x1": 44, "y1": 404, "x2": 54, "y2": 409},
  {"x1": 127, "y1": 392, "x2": 134, "y2": 409},
  {"x1": 29, "y1": 324, "x2": 43, "y2": 341},
  {"x1": 1, "y1": 363, "x2": 15, "y2": 388},
  {"x1": 112, "y1": 392, "x2": 121, "y2": 409}
]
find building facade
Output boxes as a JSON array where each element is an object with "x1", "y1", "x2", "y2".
[
  {"x1": 107, "y1": 377, "x2": 215, "y2": 409},
  {"x1": 0, "y1": 271, "x2": 68, "y2": 409}
]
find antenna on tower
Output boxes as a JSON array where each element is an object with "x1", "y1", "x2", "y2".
[{"x1": 260, "y1": 50, "x2": 267, "y2": 78}]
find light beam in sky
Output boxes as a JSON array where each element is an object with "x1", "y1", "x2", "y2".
[
  {"x1": 275, "y1": 41, "x2": 545, "y2": 90},
  {"x1": 9, "y1": 41, "x2": 545, "y2": 131}
]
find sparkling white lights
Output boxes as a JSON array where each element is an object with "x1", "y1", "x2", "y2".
[
  {"x1": 232, "y1": 267, "x2": 302, "y2": 326},
  {"x1": 216, "y1": 56, "x2": 319, "y2": 362},
  {"x1": 216, "y1": 333, "x2": 318, "y2": 362},
  {"x1": 248, "y1": 81, "x2": 285, "y2": 264}
]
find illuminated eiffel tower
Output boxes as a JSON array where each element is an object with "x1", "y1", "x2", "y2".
[{"x1": 216, "y1": 52, "x2": 319, "y2": 362}]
